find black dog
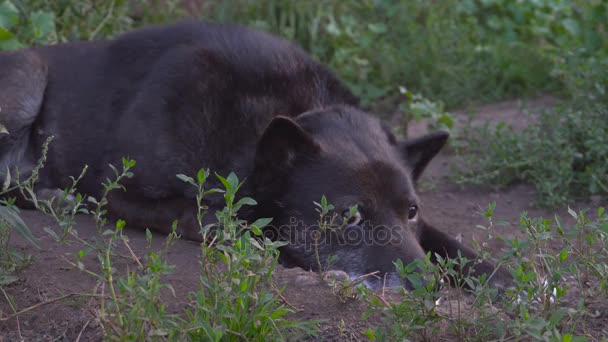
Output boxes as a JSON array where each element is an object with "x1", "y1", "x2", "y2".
[{"x1": 0, "y1": 21, "x2": 509, "y2": 289}]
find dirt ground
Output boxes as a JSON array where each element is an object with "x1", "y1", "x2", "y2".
[{"x1": 1, "y1": 97, "x2": 607, "y2": 341}]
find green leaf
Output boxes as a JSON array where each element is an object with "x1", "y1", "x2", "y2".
[
  {"x1": 567, "y1": 207, "x2": 577, "y2": 219},
  {"x1": 78, "y1": 249, "x2": 85, "y2": 258},
  {"x1": 549, "y1": 309, "x2": 565, "y2": 327},
  {"x1": 265, "y1": 239, "x2": 288, "y2": 249},
  {"x1": 196, "y1": 168, "x2": 208, "y2": 185},
  {"x1": 235, "y1": 197, "x2": 257, "y2": 207},
  {"x1": 43, "y1": 226, "x2": 59, "y2": 241},
  {"x1": 269, "y1": 307, "x2": 290, "y2": 319},
  {"x1": 116, "y1": 219, "x2": 126, "y2": 230},
  {"x1": 438, "y1": 113, "x2": 454, "y2": 128},
  {"x1": 406, "y1": 274, "x2": 423, "y2": 289},
  {"x1": 250, "y1": 217, "x2": 272, "y2": 235},
  {"x1": 148, "y1": 329, "x2": 169, "y2": 337},
  {"x1": 367, "y1": 23, "x2": 387, "y2": 34},
  {"x1": 215, "y1": 173, "x2": 230, "y2": 191},
  {"x1": 29, "y1": 10, "x2": 55, "y2": 39},
  {"x1": 176, "y1": 174, "x2": 194, "y2": 184},
  {"x1": 0, "y1": 35, "x2": 21, "y2": 50},
  {"x1": 121, "y1": 157, "x2": 136, "y2": 168},
  {"x1": 203, "y1": 188, "x2": 223, "y2": 196},
  {"x1": 363, "y1": 328, "x2": 376, "y2": 340},
  {"x1": 251, "y1": 217, "x2": 273, "y2": 229},
  {"x1": 249, "y1": 237, "x2": 263, "y2": 250},
  {"x1": 348, "y1": 204, "x2": 359, "y2": 217},
  {"x1": 393, "y1": 258, "x2": 405, "y2": 276},
  {"x1": 226, "y1": 172, "x2": 239, "y2": 190},
  {"x1": 0, "y1": 274, "x2": 19, "y2": 285},
  {"x1": 0, "y1": 0, "x2": 19, "y2": 30},
  {"x1": 0, "y1": 26, "x2": 13, "y2": 40},
  {"x1": 250, "y1": 224, "x2": 262, "y2": 236},
  {"x1": 2, "y1": 166, "x2": 10, "y2": 191},
  {"x1": 0, "y1": 205, "x2": 39, "y2": 248},
  {"x1": 561, "y1": 18, "x2": 580, "y2": 37},
  {"x1": 559, "y1": 247, "x2": 569, "y2": 262}
]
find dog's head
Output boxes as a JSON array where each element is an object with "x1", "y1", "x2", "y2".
[{"x1": 253, "y1": 105, "x2": 448, "y2": 289}]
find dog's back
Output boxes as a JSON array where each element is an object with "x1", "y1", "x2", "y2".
[{"x1": 2, "y1": 21, "x2": 357, "y2": 198}]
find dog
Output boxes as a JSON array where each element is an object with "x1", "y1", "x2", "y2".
[{"x1": 0, "y1": 21, "x2": 510, "y2": 289}]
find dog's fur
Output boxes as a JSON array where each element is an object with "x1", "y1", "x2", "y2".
[{"x1": 0, "y1": 21, "x2": 510, "y2": 289}]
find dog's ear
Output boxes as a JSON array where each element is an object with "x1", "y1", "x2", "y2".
[
  {"x1": 402, "y1": 131, "x2": 449, "y2": 181},
  {"x1": 255, "y1": 116, "x2": 321, "y2": 185}
]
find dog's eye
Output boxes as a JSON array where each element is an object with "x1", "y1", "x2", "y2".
[
  {"x1": 408, "y1": 205, "x2": 418, "y2": 220},
  {"x1": 342, "y1": 210, "x2": 362, "y2": 226}
]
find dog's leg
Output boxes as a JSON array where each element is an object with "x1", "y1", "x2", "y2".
[{"x1": 418, "y1": 220, "x2": 511, "y2": 290}]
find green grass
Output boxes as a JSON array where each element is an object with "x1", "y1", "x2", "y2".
[
  {"x1": 2, "y1": 0, "x2": 585, "y2": 108},
  {"x1": 203, "y1": 0, "x2": 561, "y2": 109},
  {"x1": 361, "y1": 204, "x2": 608, "y2": 341},
  {"x1": 455, "y1": 104, "x2": 608, "y2": 207},
  {"x1": 4, "y1": 157, "x2": 607, "y2": 340},
  {"x1": 1, "y1": 159, "x2": 313, "y2": 340}
]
